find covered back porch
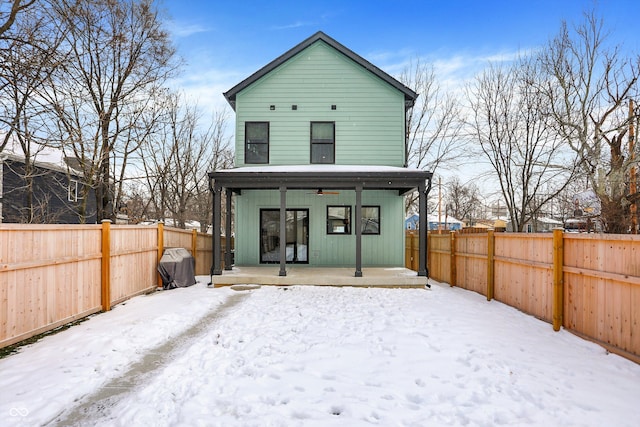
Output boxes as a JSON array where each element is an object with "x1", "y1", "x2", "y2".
[{"x1": 208, "y1": 166, "x2": 433, "y2": 283}]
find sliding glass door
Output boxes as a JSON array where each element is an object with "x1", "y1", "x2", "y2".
[{"x1": 260, "y1": 209, "x2": 309, "y2": 263}]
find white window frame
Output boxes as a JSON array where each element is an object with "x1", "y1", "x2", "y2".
[{"x1": 68, "y1": 180, "x2": 79, "y2": 202}]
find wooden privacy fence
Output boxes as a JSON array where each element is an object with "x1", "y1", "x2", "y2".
[
  {"x1": 406, "y1": 230, "x2": 640, "y2": 363},
  {"x1": 0, "y1": 222, "x2": 218, "y2": 349}
]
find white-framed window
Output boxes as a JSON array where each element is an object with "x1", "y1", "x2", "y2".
[{"x1": 68, "y1": 180, "x2": 79, "y2": 202}]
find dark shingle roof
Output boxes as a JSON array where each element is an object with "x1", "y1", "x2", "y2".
[{"x1": 223, "y1": 31, "x2": 418, "y2": 110}]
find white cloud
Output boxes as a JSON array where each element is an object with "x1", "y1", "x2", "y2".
[
  {"x1": 170, "y1": 68, "x2": 240, "y2": 113},
  {"x1": 164, "y1": 20, "x2": 212, "y2": 38},
  {"x1": 366, "y1": 47, "x2": 414, "y2": 66},
  {"x1": 271, "y1": 21, "x2": 316, "y2": 31}
]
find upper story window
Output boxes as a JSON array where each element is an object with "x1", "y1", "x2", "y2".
[
  {"x1": 245, "y1": 122, "x2": 269, "y2": 164},
  {"x1": 68, "y1": 180, "x2": 79, "y2": 202},
  {"x1": 310, "y1": 121, "x2": 335, "y2": 164}
]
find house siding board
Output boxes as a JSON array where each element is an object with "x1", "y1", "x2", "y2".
[
  {"x1": 235, "y1": 41, "x2": 405, "y2": 167},
  {"x1": 234, "y1": 189, "x2": 404, "y2": 267}
]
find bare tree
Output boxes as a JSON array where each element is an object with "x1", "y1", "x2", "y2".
[
  {"x1": 0, "y1": 0, "x2": 50, "y2": 154},
  {"x1": 138, "y1": 93, "x2": 232, "y2": 229},
  {"x1": 443, "y1": 177, "x2": 483, "y2": 226},
  {"x1": 110, "y1": 86, "x2": 168, "y2": 217},
  {"x1": 47, "y1": 0, "x2": 178, "y2": 221},
  {"x1": 189, "y1": 108, "x2": 234, "y2": 232},
  {"x1": 0, "y1": 1, "x2": 77, "y2": 222},
  {"x1": 467, "y1": 56, "x2": 578, "y2": 232},
  {"x1": 399, "y1": 60, "x2": 463, "y2": 210},
  {"x1": 0, "y1": 0, "x2": 34, "y2": 39},
  {"x1": 116, "y1": 179, "x2": 149, "y2": 223},
  {"x1": 401, "y1": 60, "x2": 462, "y2": 171},
  {"x1": 539, "y1": 11, "x2": 640, "y2": 233}
]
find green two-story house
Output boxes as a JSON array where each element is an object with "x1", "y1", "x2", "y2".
[{"x1": 209, "y1": 31, "x2": 432, "y2": 279}]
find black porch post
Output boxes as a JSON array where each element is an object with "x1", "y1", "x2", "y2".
[
  {"x1": 224, "y1": 189, "x2": 233, "y2": 270},
  {"x1": 213, "y1": 184, "x2": 223, "y2": 275},
  {"x1": 209, "y1": 177, "x2": 214, "y2": 276},
  {"x1": 417, "y1": 181, "x2": 428, "y2": 277},
  {"x1": 279, "y1": 186, "x2": 287, "y2": 276},
  {"x1": 355, "y1": 184, "x2": 363, "y2": 277}
]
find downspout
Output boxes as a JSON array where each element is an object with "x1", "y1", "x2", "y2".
[{"x1": 404, "y1": 100, "x2": 411, "y2": 168}]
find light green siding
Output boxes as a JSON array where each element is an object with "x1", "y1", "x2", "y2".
[
  {"x1": 229, "y1": 38, "x2": 412, "y2": 268},
  {"x1": 235, "y1": 190, "x2": 405, "y2": 267},
  {"x1": 234, "y1": 41, "x2": 406, "y2": 167}
]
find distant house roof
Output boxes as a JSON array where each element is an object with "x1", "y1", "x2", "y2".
[
  {"x1": 535, "y1": 217, "x2": 563, "y2": 225},
  {"x1": 404, "y1": 214, "x2": 464, "y2": 224},
  {"x1": 2, "y1": 152, "x2": 84, "y2": 178},
  {"x1": 1, "y1": 137, "x2": 85, "y2": 178},
  {"x1": 223, "y1": 31, "x2": 418, "y2": 111},
  {"x1": 427, "y1": 214, "x2": 463, "y2": 224}
]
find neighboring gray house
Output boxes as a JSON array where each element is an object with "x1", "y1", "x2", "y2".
[
  {"x1": 0, "y1": 152, "x2": 97, "y2": 224},
  {"x1": 209, "y1": 32, "x2": 432, "y2": 277},
  {"x1": 519, "y1": 216, "x2": 563, "y2": 233}
]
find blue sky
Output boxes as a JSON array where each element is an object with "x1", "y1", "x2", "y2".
[{"x1": 161, "y1": 0, "x2": 640, "y2": 113}]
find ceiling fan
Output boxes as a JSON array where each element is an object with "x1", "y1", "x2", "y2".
[{"x1": 308, "y1": 188, "x2": 340, "y2": 195}]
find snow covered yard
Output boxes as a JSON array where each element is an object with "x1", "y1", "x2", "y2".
[{"x1": 1, "y1": 279, "x2": 639, "y2": 426}]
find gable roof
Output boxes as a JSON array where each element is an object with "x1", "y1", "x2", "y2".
[{"x1": 223, "y1": 31, "x2": 418, "y2": 110}]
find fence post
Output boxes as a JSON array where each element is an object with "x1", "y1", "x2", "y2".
[
  {"x1": 157, "y1": 222, "x2": 164, "y2": 289},
  {"x1": 101, "y1": 220, "x2": 111, "y2": 311},
  {"x1": 552, "y1": 228, "x2": 564, "y2": 331},
  {"x1": 192, "y1": 229, "x2": 198, "y2": 272},
  {"x1": 450, "y1": 231, "x2": 456, "y2": 287},
  {"x1": 487, "y1": 230, "x2": 495, "y2": 301}
]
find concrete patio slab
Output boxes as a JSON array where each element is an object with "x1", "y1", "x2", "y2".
[{"x1": 208, "y1": 267, "x2": 429, "y2": 288}]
